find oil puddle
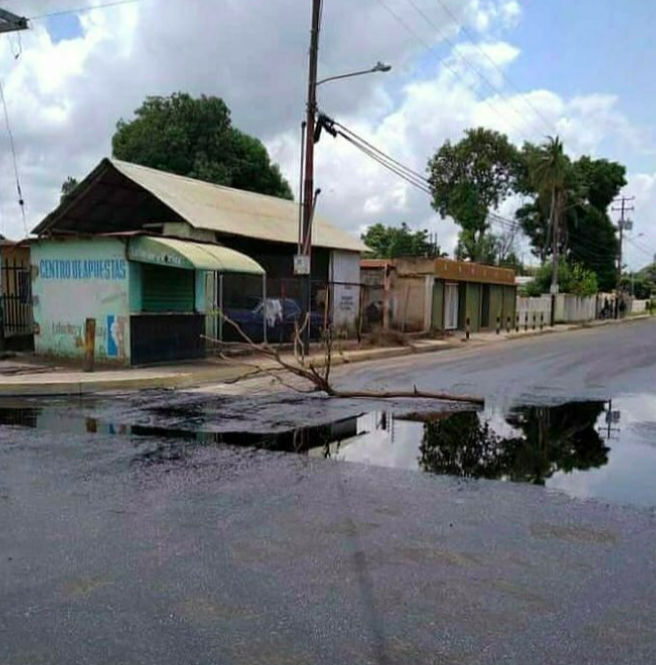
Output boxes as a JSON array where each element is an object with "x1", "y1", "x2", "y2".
[{"x1": 1, "y1": 395, "x2": 655, "y2": 507}]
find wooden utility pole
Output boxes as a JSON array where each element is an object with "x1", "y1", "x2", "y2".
[
  {"x1": 297, "y1": 0, "x2": 322, "y2": 354},
  {"x1": 612, "y1": 196, "x2": 635, "y2": 318}
]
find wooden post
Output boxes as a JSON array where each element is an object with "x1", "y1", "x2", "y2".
[
  {"x1": 84, "y1": 318, "x2": 96, "y2": 373},
  {"x1": 496, "y1": 315, "x2": 500, "y2": 335},
  {"x1": 532, "y1": 313, "x2": 536, "y2": 331},
  {"x1": 524, "y1": 312, "x2": 529, "y2": 332},
  {"x1": 506, "y1": 316, "x2": 511, "y2": 334},
  {"x1": 540, "y1": 312, "x2": 544, "y2": 330},
  {"x1": 465, "y1": 316, "x2": 470, "y2": 342},
  {"x1": 218, "y1": 273, "x2": 224, "y2": 342},
  {"x1": 382, "y1": 265, "x2": 391, "y2": 330},
  {"x1": 515, "y1": 313, "x2": 519, "y2": 333}
]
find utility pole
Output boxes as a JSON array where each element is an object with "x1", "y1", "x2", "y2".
[
  {"x1": 0, "y1": 8, "x2": 29, "y2": 353},
  {"x1": 0, "y1": 8, "x2": 28, "y2": 34},
  {"x1": 549, "y1": 188, "x2": 559, "y2": 326},
  {"x1": 296, "y1": 0, "x2": 322, "y2": 354},
  {"x1": 612, "y1": 196, "x2": 635, "y2": 319}
]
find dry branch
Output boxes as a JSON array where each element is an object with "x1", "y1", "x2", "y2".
[{"x1": 204, "y1": 312, "x2": 483, "y2": 406}]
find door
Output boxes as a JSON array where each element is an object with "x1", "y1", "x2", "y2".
[
  {"x1": 432, "y1": 281, "x2": 444, "y2": 331},
  {"x1": 445, "y1": 283, "x2": 459, "y2": 330}
]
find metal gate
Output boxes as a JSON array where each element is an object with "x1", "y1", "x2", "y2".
[{"x1": 1, "y1": 259, "x2": 32, "y2": 337}]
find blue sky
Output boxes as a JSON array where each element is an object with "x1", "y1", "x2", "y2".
[{"x1": 46, "y1": 15, "x2": 82, "y2": 43}]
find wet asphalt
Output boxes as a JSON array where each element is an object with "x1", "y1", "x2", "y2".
[{"x1": 1, "y1": 319, "x2": 656, "y2": 665}]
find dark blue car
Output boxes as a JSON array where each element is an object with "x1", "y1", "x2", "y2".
[{"x1": 224, "y1": 298, "x2": 325, "y2": 343}]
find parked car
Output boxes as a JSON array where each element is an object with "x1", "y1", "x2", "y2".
[{"x1": 224, "y1": 297, "x2": 325, "y2": 343}]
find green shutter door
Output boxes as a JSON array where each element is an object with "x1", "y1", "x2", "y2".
[
  {"x1": 432, "y1": 280, "x2": 444, "y2": 331},
  {"x1": 489, "y1": 285, "x2": 504, "y2": 330},
  {"x1": 142, "y1": 265, "x2": 195, "y2": 313},
  {"x1": 502, "y1": 286, "x2": 516, "y2": 327},
  {"x1": 466, "y1": 283, "x2": 482, "y2": 332}
]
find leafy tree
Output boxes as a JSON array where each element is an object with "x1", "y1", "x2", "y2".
[
  {"x1": 60, "y1": 176, "x2": 79, "y2": 203},
  {"x1": 621, "y1": 275, "x2": 655, "y2": 300},
  {"x1": 516, "y1": 146, "x2": 625, "y2": 292},
  {"x1": 361, "y1": 222, "x2": 440, "y2": 258},
  {"x1": 427, "y1": 128, "x2": 520, "y2": 262},
  {"x1": 524, "y1": 260, "x2": 598, "y2": 297},
  {"x1": 419, "y1": 402, "x2": 608, "y2": 485},
  {"x1": 112, "y1": 92, "x2": 292, "y2": 199}
]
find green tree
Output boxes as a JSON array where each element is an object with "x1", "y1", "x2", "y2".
[
  {"x1": 419, "y1": 402, "x2": 608, "y2": 485},
  {"x1": 112, "y1": 92, "x2": 293, "y2": 199},
  {"x1": 427, "y1": 128, "x2": 520, "y2": 262},
  {"x1": 516, "y1": 148, "x2": 625, "y2": 292},
  {"x1": 524, "y1": 260, "x2": 598, "y2": 297},
  {"x1": 361, "y1": 222, "x2": 439, "y2": 258},
  {"x1": 60, "y1": 176, "x2": 79, "y2": 203}
]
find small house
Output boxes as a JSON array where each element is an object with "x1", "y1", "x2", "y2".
[
  {"x1": 361, "y1": 257, "x2": 517, "y2": 333},
  {"x1": 34, "y1": 159, "x2": 366, "y2": 344},
  {"x1": 30, "y1": 234, "x2": 264, "y2": 365}
]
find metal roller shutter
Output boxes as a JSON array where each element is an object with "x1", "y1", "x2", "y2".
[{"x1": 142, "y1": 265, "x2": 195, "y2": 313}]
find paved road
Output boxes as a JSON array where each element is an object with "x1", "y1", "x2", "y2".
[{"x1": 1, "y1": 320, "x2": 656, "y2": 664}]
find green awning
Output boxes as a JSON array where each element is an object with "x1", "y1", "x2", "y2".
[{"x1": 127, "y1": 236, "x2": 265, "y2": 275}]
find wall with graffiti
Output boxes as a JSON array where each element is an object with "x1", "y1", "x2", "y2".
[{"x1": 31, "y1": 238, "x2": 131, "y2": 363}]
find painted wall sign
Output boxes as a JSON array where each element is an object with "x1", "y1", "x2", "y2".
[
  {"x1": 39, "y1": 258, "x2": 127, "y2": 281},
  {"x1": 32, "y1": 239, "x2": 131, "y2": 363}
]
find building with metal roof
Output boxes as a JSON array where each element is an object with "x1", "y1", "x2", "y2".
[{"x1": 33, "y1": 158, "x2": 367, "y2": 255}]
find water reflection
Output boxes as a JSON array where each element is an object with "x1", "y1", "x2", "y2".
[
  {"x1": 3, "y1": 397, "x2": 656, "y2": 506},
  {"x1": 419, "y1": 402, "x2": 609, "y2": 485}
]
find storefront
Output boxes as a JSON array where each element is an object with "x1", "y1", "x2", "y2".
[{"x1": 31, "y1": 235, "x2": 264, "y2": 365}]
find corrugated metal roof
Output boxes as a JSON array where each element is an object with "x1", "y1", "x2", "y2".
[
  {"x1": 127, "y1": 236, "x2": 264, "y2": 275},
  {"x1": 108, "y1": 159, "x2": 367, "y2": 253}
]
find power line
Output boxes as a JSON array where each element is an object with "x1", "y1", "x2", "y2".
[
  {"x1": 625, "y1": 236, "x2": 656, "y2": 259},
  {"x1": 0, "y1": 77, "x2": 27, "y2": 236},
  {"x1": 371, "y1": 0, "x2": 533, "y2": 141},
  {"x1": 400, "y1": 0, "x2": 547, "y2": 138},
  {"x1": 28, "y1": 0, "x2": 144, "y2": 21},
  {"x1": 430, "y1": 0, "x2": 558, "y2": 137}
]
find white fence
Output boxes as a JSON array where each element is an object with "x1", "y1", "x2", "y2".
[
  {"x1": 516, "y1": 296, "x2": 552, "y2": 326},
  {"x1": 632, "y1": 299, "x2": 649, "y2": 314},
  {"x1": 554, "y1": 294, "x2": 598, "y2": 323},
  {"x1": 517, "y1": 294, "x2": 599, "y2": 325}
]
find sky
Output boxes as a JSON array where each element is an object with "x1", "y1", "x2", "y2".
[{"x1": 0, "y1": 0, "x2": 654, "y2": 271}]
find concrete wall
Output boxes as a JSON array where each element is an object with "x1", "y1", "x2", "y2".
[
  {"x1": 554, "y1": 294, "x2": 597, "y2": 323},
  {"x1": 32, "y1": 238, "x2": 131, "y2": 363},
  {"x1": 517, "y1": 296, "x2": 552, "y2": 326},
  {"x1": 392, "y1": 275, "x2": 430, "y2": 332},
  {"x1": 631, "y1": 299, "x2": 649, "y2": 314},
  {"x1": 330, "y1": 251, "x2": 361, "y2": 333}
]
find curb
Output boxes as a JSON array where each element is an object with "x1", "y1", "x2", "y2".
[{"x1": 0, "y1": 316, "x2": 651, "y2": 397}]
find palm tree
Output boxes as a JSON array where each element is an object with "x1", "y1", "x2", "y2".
[{"x1": 528, "y1": 136, "x2": 569, "y2": 295}]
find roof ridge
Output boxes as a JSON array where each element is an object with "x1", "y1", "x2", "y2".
[{"x1": 109, "y1": 158, "x2": 299, "y2": 206}]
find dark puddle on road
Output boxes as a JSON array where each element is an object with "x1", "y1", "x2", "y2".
[{"x1": 1, "y1": 395, "x2": 655, "y2": 507}]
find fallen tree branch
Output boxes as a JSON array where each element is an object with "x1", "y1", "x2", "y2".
[{"x1": 203, "y1": 312, "x2": 483, "y2": 406}]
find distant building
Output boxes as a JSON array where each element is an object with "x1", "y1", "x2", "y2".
[{"x1": 361, "y1": 256, "x2": 517, "y2": 333}]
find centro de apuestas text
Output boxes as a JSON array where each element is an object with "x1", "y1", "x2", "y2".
[{"x1": 39, "y1": 259, "x2": 127, "y2": 281}]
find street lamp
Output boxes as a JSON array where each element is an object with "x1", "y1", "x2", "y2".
[
  {"x1": 316, "y1": 61, "x2": 392, "y2": 87},
  {"x1": 298, "y1": 0, "x2": 393, "y2": 354}
]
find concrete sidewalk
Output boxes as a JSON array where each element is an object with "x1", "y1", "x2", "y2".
[{"x1": 0, "y1": 315, "x2": 650, "y2": 397}]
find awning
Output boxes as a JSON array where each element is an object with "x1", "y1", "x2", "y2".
[{"x1": 127, "y1": 236, "x2": 265, "y2": 275}]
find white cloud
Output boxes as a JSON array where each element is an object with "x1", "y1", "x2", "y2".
[{"x1": 0, "y1": 0, "x2": 652, "y2": 269}]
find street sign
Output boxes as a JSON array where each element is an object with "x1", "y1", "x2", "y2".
[
  {"x1": 293, "y1": 254, "x2": 311, "y2": 275},
  {"x1": 550, "y1": 284, "x2": 559, "y2": 295}
]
